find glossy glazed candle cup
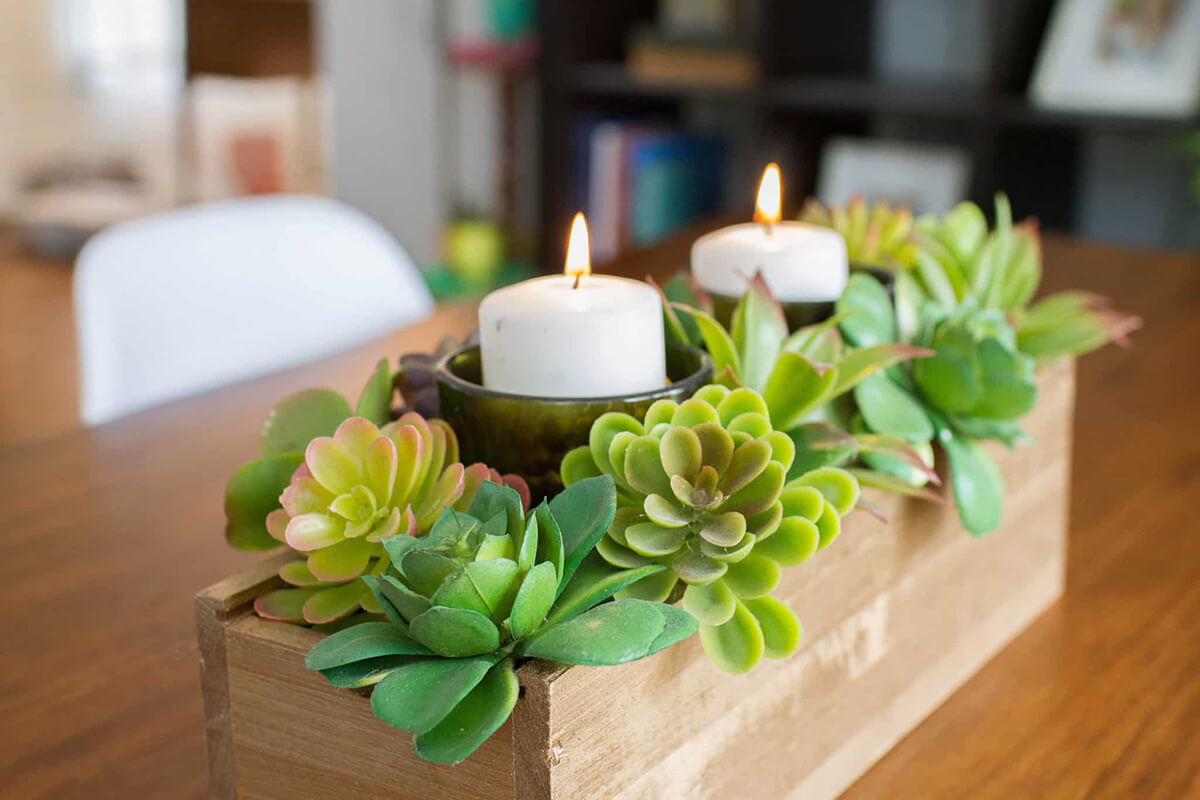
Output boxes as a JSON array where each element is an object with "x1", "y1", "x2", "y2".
[{"x1": 436, "y1": 343, "x2": 713, "y2": 501}]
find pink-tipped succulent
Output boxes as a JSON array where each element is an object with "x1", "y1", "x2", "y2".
[{"x1": 255, "y1": 413, "x2": 529, "y2": 625}]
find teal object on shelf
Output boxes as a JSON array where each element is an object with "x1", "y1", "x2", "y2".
[{"x1": 489, "y1": 0, "x2": 535, "y2": 41}]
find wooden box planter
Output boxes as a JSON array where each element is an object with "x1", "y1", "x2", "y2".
[{"x1": 196, "y1": 362, "x2": 1074, "y2": 800}]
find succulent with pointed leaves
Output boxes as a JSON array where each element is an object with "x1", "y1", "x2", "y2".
[
  {"x1": 560, "y1": 385, "x2": 858, "y2": 674},
  {"x1": 800, "y1": 195, "x2": 919, "y2": 271},
  {"x1": 303, "y1": 476, "x2": 697, "y2": 765}
]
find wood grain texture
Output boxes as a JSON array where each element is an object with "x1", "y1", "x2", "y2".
[{"x1": 0, "y1": 233, "x2": 1196, "y2": 799}]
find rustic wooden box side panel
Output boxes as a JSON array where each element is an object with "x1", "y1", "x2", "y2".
[
  {"x1": 197, "y1": 362, "x2": 1074, "y2": 800},
  {"x1": 223, "y1": 615, "x2": 514, "y2": 800},
  {"x1": 522, "y1": 362, "x2": 1074, "y2": 800}
]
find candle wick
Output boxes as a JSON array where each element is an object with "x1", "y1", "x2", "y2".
[
  {"x1": 572, "y1": 272, "x2": 582, "y2": 290},
  {"x1": 763, "y1": 221, "x2": 775, "y2": 237}
]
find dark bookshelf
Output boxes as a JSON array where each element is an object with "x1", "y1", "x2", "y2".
[{"x1": 536, "y1": 0, "x2": 1197, "y2": 271}]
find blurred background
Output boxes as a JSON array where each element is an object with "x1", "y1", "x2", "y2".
[{"x1": 1, "y1": 0, "x2": 1197, "y2": 444}]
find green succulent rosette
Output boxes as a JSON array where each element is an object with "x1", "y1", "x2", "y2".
[
  {"x1": 224, "y1": 358, "x2": 528, "y2": 624},
  {"x1": 304, "y1": 476, "x2": 697, "y2": 765},
  {"x1": 834, "y1": 194, "x2": 1139, "y2": 535},
  {"x1": 800, "y1": 195, "x2": 919, "y2": 271},
  {"x1": 560, "y1": 384, "x2": 858, "y2": 674}
]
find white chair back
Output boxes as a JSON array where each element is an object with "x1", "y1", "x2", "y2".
[{"x1": 74, "y1": 196, "x2": 433, "y2": 425}]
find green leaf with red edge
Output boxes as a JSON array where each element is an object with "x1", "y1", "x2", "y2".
[
  {"x1": 761, "y1": 352, "x2": 837, "y2": 430},
  {"x1": 253, "y1": 586, "x2": 319, "y2": 622},
  {"x1": 731, "y1": 272, "x2": 788, "y2": 391},
  {"x1": 846, "y1": 467, "x2": 946, "y2": 504},
  {"x1": 828, "y1": 343, "x2": 933, "y2": 399},
  {"x1": 854, "y1": 434, "x2": 940, "y2": 485}
]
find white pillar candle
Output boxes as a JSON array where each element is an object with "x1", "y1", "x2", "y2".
[
  {"x1": 691, "y1": 164, "x2": 848, "y2": 302},
  {"x1": 478, "y1": 214, "x2": 666, "y2": 398}
]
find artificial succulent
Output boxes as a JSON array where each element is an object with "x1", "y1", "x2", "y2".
[
  {"x1": 799, "y1": 195, "x2": 919, "y2": 271},
  {"x1": 224, "y1": 358, "x2": 528, "y2": 624},
  {"x1": 560, "y1": 385, "x2": 858, "y2": 674},
  {"x1": 657, "y1": 273, "x2": 938, "y2": 499},
  {"x1": 304, "y1": 476, "x2": 697, "y2": 764},
  {"x1": 835, "y1": 195, "x2": 1140, "y2": 534}
]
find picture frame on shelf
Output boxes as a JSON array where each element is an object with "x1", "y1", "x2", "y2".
[
  {"x1": 816, "y1": 138, "x2": 969, "y2": 215},
  {"x1": 1030, "y1": 0, "x2": 1200, "y2": 118}
]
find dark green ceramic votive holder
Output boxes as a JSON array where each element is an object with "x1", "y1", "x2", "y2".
[{"x1": 436, "y1": 343, "x2": 713, "y2": 502}]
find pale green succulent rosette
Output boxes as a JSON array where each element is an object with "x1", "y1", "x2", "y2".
[
  {"x1": 304, "y1": 476, "x2": 697, "y2": 765},
  {"x1": 800, "y1": 195, "x2": 920, "y2": 272},
  {"x1": 561, "y1": 385, "x2": 858, "y2": 674}
]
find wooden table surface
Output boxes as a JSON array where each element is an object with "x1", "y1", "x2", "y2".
[{"x1": 0, "y1": 230, "x2": 1197, "y2": 799}]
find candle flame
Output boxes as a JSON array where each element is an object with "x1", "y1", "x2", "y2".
[
  {"x1": 754, "y1": 163, "x2": 782, "y2": 225},
  {"x1": 565, "y1": 212, "x2": 591, "y2": 283}
]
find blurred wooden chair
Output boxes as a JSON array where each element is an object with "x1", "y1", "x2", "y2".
[{"x1": 74, "y1": 196, "x2": 432, "y2": 425}]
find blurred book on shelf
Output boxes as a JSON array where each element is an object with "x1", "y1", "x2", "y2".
[
  {"x1": 572, "y1": 120, "x2": 726, "y2": 262},
  {"x1": 626, "y1": 29, "x2": 759, "y2": 89}
]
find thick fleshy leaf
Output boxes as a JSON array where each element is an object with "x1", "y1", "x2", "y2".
[
  {"x1": 814, "y1": 500, "x2": 841, "y2": 549},
  {"x1": 836, "y1": 273, "x2": 896, "y2": 347},
  {"x1": 672, "y1": 303, "x2": 741, "y2": 376},
  {"x1": 682, "y1": 580, "x2": 736, "y2": 626},
  {"x1": 743, "y1": 596, "x2": 801, "y2": 659},
  {"x1": 788, "y1": 467, "x2": 860, "y2": 516},
  {"x1": 588, "y1": 413, "x2": 645, "y2": 481},
  {"x1": 671, "y1": 397, "x2": 721, "y2": 428},
  {"x1": 253, "y1": 587, "x2": 319, "y2": 622},
  {"x1": 722, "y1": 554, "x2": 780, "y2": 599},
  {"x1": 731, "y1": 273, "x2": 788, "y2": 391},
  {"x1": 855, "y1": 433, "x2": 939, "y2": 485},
  {"x1": 408, "y1": 607, "x2": 501, "y2": 657},
  {"x1": 719, "y1": 439, "x2": 771, "y2": 495},
  {"x1": 305, "y1": 621, "x2": 431, "y2": 670},
  {"x1": 319, "y1": 654, "x2": 421, "y2": 688},
  {"x1": 547, "y1": 475, "x2": 616, "y2": 592},
  {"x1": 854, "y1": 373, "x2": 934, "y2": 441},
  {"x1": 846, "y1": 468, "x2": 946, "y2": 503},
  {"x1": 468, "y1": 481, "x2": 525, "y2": 541},
  {"x1": 778, "y1": 485, "x2": 825, "y2": 521},
  {"x1": 355, "y1": 359, "x2": 394, "y2": 425},
  {"x1": 700, "y1": 532, "x2": 756, "y2": 563},
  {"x1": 533, "y1": 503, "x2": 566, "y2": 584},
  {"x1": 371, "y1": 654, "x2": 501, "y2": 735},
  {"x1": 644, "y1": 494, "x2": 690, "y2": 527},
  {"x1": 518, "y1": 599, "x2": 697, "y2": 665},
  {"x1": 560, "y1": 445, "x2": 603, "y2": 487},
  {"x1": 914, "y1": 327, "x2": 983, "y2": 414},
  {"x1": 413, "y1": 659, "x2": 520, "y2": 765},
  {"x1": 260, "y1": 389, "x2": 352, "y2": 458},
  {"x1": 939, "y1": 426, "x2": 1004, "y2": 535},
  {"x1": 698, "y1": 599, "x2": 764, "y2": 674},
  {"x1": 279, "y1": 559, "x2": 322, "y2": 587},
  {"x1": 614, "y1": 568, "x2": 678, "y2": 602},
  {"x1": 971, "y1": 338, "x2": 1037, "y2": 420},
  {"x1": 307, "y1": 536, "x2": 374, "y2": 582},
  {"x1": 508, "y1": 561, "x2": 559, "y2": 639},
  {"x1": 753, "y1": 516, "x2": 818, "y2": 566},
  {"x1": 224, "y1": 453, "x2": 305, "y2": 551},
  {"x1": 302, "y1": 582, "x2": 367, "y2": 624},
  {"x1": 401, "y1": 551, "x2": 459, "y2": 597},
  {"x1": 660, "y1": 427, "x2": 702, "y2": 480},
  {"x1": 625, "y1": 522, "x2": 688, "y2": 557},
  {"x1": 699, "y1": 512, "x2": 746, "y2": 547},
  {"x1": 671, "y1": 549, "x2": 728, "y2": 585},
  {"x1": 624, "y1": 437, "x2": 674, "y2": 499},
  {"x1": 762, "y1": 352, "x2": 837, "y2": 430},
  {"x1": 828, "y1": 343, "x2": 932, "y2": 399},
  {"x1": 693, "y1": 422, "x2": 735, "y2": 475},
  {"x1": 723, "y1": 461, "x2": 785, "y2": 518},
  {"x1": 432, "y1": 559, "x2": 520, "y2": 623},
  {"x1": 548, "y1": 553, "x2": 665, "y2": 625},
  {"x1": 596, "y1": 535, "x2": 656, "y2": 569}
]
